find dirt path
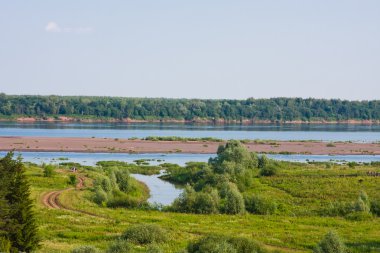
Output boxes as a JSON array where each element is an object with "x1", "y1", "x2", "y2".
[
  {"x1": 42, "y1": 176, "x2": 84, "y2": 210},
  {"x1": 41, "y1": 176, "x2": 109, "y2": 218}
]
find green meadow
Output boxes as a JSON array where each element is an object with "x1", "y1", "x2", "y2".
[{"x1": 25, "y1": 157, "x2": 380, "y2": 253}]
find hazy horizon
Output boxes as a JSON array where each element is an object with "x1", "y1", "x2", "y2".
[
  {"x1": 1, "y1": 1, "x2": 379, "y2": 100},
  {"x1": 1, "y1": 92, "x2": 380, "y2": 102}
]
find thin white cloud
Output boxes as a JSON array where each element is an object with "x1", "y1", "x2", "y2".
[
  {"x1": 45, "y1": 22, "x2": 61, "y2": 32},
  {"x1": 45, "y1": 21, "x2": 94, "y2": 34}
]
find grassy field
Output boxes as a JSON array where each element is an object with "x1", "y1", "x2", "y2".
[{"x1": 26, "y1": 161, "x2": 380, "y2": 253}]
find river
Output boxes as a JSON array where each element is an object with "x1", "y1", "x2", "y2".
[{"x1": 0, "y1": 122, "x2": 379, "y2": 142}]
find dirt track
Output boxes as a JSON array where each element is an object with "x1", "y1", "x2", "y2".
[{"x1": 42, "y1": 176, "x2": 84, "y2": 210}]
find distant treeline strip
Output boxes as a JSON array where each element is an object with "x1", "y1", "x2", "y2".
[{"x1": 0, "y1": 94, "x2": 379, "y2": 122}]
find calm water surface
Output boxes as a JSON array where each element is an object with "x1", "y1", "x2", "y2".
[
  {"x1": 131, "y1": 172, "x2": 183, "y2": 206},
  {"x1": 0, "y1": 122, "x2": 379, "y2": 142},
  {"x1": 2, "y1": 151, "x2": 380, "y2": 166}
]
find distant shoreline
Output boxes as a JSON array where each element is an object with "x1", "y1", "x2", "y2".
[
  {"x1": 1, "y1": 116, "x2": 379, "y2": 125},
  {"x1": 1, "y1": 136, "x2": 379, "y2": 155}
]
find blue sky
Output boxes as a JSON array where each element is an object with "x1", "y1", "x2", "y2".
[{"x1": 0, "y1": 1, "x2": 379, "y2": 100}]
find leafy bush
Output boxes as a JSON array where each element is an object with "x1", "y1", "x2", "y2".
[
  {"x1": 71, "y1": 246, "x2": 100, "y2": 253},
  {"x1": 171, "y1": 187, "x2": 220, "y2": 214},
  {"x1": 93, "y1": 187, "x2": 108, "y2": 205},
  {"x1": 106, "y1": 240, "x2": 133, "y2": 253},
  {"x1": 224, "y1": 187, "x2": 245, "y2": 214},
  {"x1": 313, "y1": 231, "x2": 346, "y2": 253},
  {"x1": 322, "y1": 201, "x2": 352, "y2": 217},
  {"x1": 258, "y1": 155, "x2": 268, "y2": 169},
  {"x1": 68, "y1": 175, "x2": 77, "y2": 185},
  {"x1": 43, "y1": 164, "x2": 55, "y2": 177},
  {"x1": 259, "y1": 165, "x2": 277, "y2": 177},
  {"x1": 244, "y1": 195, "x2": 278, "y2": 215},
  {"x1": 187, "y1": 235, "x2": 266, "y2": 253},
  {"x1": 193, "y1": 191, "x2": 220, "y2": 214},
  {"x1": 122, "y1": 224, "x2": 168, "y2": 245}
]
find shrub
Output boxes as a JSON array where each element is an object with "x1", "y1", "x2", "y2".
[
  {"x1": 345, "y1": 211, "x2": 373, "y2": 221},
  {"x1": 244, "y1": 195, "x2": 278, "y2": 215},
  {"x1": 258, "y1": 155, "x2": 268, "y2": 169},
  {"x1": 0, "y1": 237, "x2": 11, "y2": 253},
  {"x1": 71, "y1": 246, "x2": 100, "y2": 253},
  {"x1": 146, "y1": 244, "x2": 163, "y2": 253},
  {"x1": 193, "y1": 191, "x2": 220, "y2": 214},
  {"x1": 68, "y1": 175, "x2": 77, "y2": 185},
  {"x1": 259, "y1": 165, "x2": 277, "y2": 177},
  {"x1": 122, "y1": 224, "x2": 168, "y2": 245},
  {"x1": 354, "y1": 191, "x2": 370, "y2": 213},
  {"x1": 224, "y1": 188, "x2": 245, "y2": 214},
  {"x1": 93, "y1": 187, "x2": 108, "y2": 205},
  {"x1": 106, "y1": 240, "x2": 133, "y2": 253},
  {"x1": 322, "y1": 201, "x2": 352, "y2": 217},
  {"x1": 187, "y1": 235, "x2": 266, "y2": 253},
  {"x1": 370, "y1": 199, "x2": 380, "y2": 216},
  {"x1": 43, "y1": 165, "x2": 55, "y2": 177},
  {"x1": 313, "y1": 231, "x2": 346, "y2": 253},
  {"x1": 228, "y1": 237, "x2": 267, "y2": 253}
]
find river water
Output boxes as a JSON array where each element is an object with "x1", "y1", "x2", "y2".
[{"x1": 0, "y1": 122, "x2": 379, "y2": 142}]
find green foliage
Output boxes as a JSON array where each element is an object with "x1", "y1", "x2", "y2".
[
  {"x1": 223, "y1": 185, "x2": 245, "y2": 215},
  {"x1": 1, "y1": 94, "x2": 379, "y2": 121},
  {"x1": 244, "y1": 195, "x2": 278, "y2": 215},
  {"x1": 345, "y1": 211, "x2": 373, "y2": 221},
  {"x1": 259, "y1": 165, "x2": 277, "y2": 177},
  {"x1": 106, "y1": 240, "x2": 133, "y2": 253},
  {"x1": 122, "y1": 224, "x2": 168, "y2": 245},
  {"x1": 71, "y1": 246, "x2": 100, "y2": 253},
  {"x1": 146, "y1": 244, "x2": 163, "y2": 253},
  {"x1": 258, "y1": 155, "x2": 268, "y2": 169},
  {"x1": 210, "y1": 141, "x2": 258, "y2": 173},
  {"x1": 92, "y1": 167, "x2": 149, "y2": 208},
  {"x1": 187, "y1": 235, "x2": 266, "y2": 253},
  {"x1": 370, "y1": 199, "x2": 380, "y2": 216},
  {"x1": 93, "y1": 187, "x2": 108, "y2": 205},
  {"x1": 43, "y1": 164, "x2": 55, "y2": 177},
  {"x1": 0, "y1": 152, "x2": 40, "y2": 252},
  {"x1": 96, "y1": 160, "x2": 161, "y2": 175},
  {"x1": 352, "y1": 191, "x2": 371, "y2": 216},
  {"x1": 69, "y1": 175, "x2": 77, "y2": 185},
  {"x1": 171, "y1": 186, "x2": 220, "y2": 214},
  {"x1": 0, "y1": 237, "x2": 11, "y2": 253},
  {"x1": 313, "y1": 231, "x2": 346, "y2": 253}
]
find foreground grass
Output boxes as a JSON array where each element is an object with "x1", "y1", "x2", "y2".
[{"x1": 27, "y1": 163, "x2": 380, "y2": 253}]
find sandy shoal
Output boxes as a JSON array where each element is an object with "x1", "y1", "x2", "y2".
[{"x1": 0, "y1": 136, "x2": 379, "y2": 155}]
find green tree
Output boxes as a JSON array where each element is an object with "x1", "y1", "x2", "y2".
[
  {"x1": 314, "y1": 231, "x2": 346, "y2": 253},
  {"x1": 224, "y1": 187, "x2": 245, "y2": 215},
  {"x1": 0, "y1": 152, "x2": 40, "y2": 253}
]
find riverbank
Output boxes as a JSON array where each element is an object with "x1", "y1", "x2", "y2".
[
  {"x1": 1, "y1": 136, "x2": 379, "y2": 155},
  {"x1": 0, "y1": 116, "x2": 379, "y2": 124}
]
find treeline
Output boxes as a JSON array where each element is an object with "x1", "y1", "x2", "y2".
[{"x1": 1, "y1": 94, "x2": 379, "y2": 121}]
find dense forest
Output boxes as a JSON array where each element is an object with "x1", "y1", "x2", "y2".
[{"x1": 0, "y1": 94, "x2": 379, "y2": 122}]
